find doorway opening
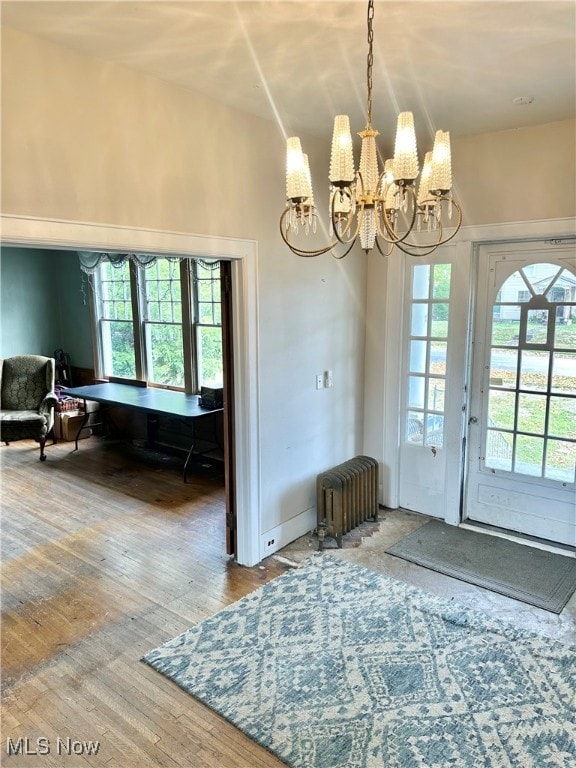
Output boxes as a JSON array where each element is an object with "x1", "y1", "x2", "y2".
[{"x1": 1, "y1": 215, "x2": 261, "y2": 565}]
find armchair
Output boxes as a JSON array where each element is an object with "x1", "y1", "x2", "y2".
[{"x1": 0, "y1": 355, "x2": 58, "y2": 461}]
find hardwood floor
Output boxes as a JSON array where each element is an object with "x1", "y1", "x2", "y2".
[{"x1": 1, "y1": 437, "x2": 288, "y2": 767}]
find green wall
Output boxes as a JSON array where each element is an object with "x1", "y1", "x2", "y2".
[{"x1": 0, "y1": 246, "x2": 93, "y2": 368}]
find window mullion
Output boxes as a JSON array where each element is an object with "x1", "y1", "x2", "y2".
[
  {"x1": 130, "y1": 261, "x2": 146, "y2": 381},
  {"x1": 181, "y1": 259, "x2": 195, "y2": 394},
  {"x1": 88, "y1": 274, "x2": 105, "y2": 378}
]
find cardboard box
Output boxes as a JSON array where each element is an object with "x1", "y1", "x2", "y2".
[{"x1": 54, "y1": 410, "x2": 92, "y2": 442}]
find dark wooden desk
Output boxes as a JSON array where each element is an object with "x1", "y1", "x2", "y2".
[{"x1": 63, "y1": 383, "x2": 223, "y2": 482}]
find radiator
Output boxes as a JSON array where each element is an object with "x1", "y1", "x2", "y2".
[{"x1": 316, "y1": 456, "x2": 379, "y2": 549}]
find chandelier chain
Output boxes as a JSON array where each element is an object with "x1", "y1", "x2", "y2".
[{"x1": 366, "y1": 0, "x2": 374, "y2": 128}]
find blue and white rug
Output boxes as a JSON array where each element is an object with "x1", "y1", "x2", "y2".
[{"x1": 143, "y1": 554, "x2": 576, "y2": 768}]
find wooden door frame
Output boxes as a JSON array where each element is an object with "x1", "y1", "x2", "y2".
[
  {"x1": 1, "y1": 214, "x2": 261, "y2": 565},
  {"x1": 220, "y1": 260, "x2": 236, "y2": 555}
]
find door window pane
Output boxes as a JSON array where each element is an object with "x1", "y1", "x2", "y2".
[
  {"x1": 411, "y1": 304, "x2": 428, "y2": 336},
  {"x1": 545, "y1": 440, "x2": 576, "y2": 483},
  {"x1": 432, "y1": 264, "x2": 451, "y2": 299},
  {"x1": 485, "y1": 430, "x2": 513, "y2": 471},
  {"x1": 406, "y1": 411, "x2": 424, "y2": 444},
  {"x1": 430, "y1": 341, "x2": 447, "y2": 376},
  {"x1": 497, "y1": 272, "x2": 531, "y2": 302},
  {"x1": 517, "y1": 393, "x2": 546, "y2": 435},
  {"x1": 519, "y1": 350, "x2": 550, "y2": 392},
  {"x1": 425, "y1": 415, "x2": 444, "y2": 448},
  {"x1": 408, "y1": 376, "x2": 426, "y2": 409},
  {"x1": 427, "y1": 379, "x2": 445, "y2": 411},
  {"x1": 412, "y1": 265, "x2": 430, "y2": 299},
  {"x1": 431, "y1": 304, "x2": 449, "y2": 337},
  {"x1": 548, "y1": 396, "x2": 575, "y2": 440},
  {"x1": 527, "y1": 265, "x2": 561, "y2": 295},
  {"x1": 491, "y1": 317, "x2": 521, "y2": 347},
  {"x1": 554, "y1": 318, "x2": 575, "y2": 348},
  {"x1": 488, "y1": 389, "x2": 516, "y2": 431},
  {"x1": 551, "y1": 352, "x2": 575, "y2": 394},
  {"x1": 409, "y1": 340, "x2": 427, "y2": 373},
  {"x1": 490, "y1": 348, "x2": 518, "y2": 389},
  {"x1": 514, "y1": 435, "x2": 544, "y2": 477},
  {"x1": 526, "y1": 309, "x2": 549, "y2": 344}
]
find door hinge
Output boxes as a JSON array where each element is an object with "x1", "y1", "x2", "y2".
[{"x1": 226, "y1": 512, "x2": 236, "y2": 530}]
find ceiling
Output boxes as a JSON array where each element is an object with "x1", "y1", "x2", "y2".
[{"x1": 2, "y1": 1, "x2": 575, "y2": 150}]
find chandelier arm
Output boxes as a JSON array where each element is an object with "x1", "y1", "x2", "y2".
[
  {"x1": 329, "y1": 238, "x2": 359, "y2": 260},
  {"x1": 279, "y1": 209, "x2": 340, "y2": 257},
  {"x1": 330, "y1": 187, "x2": 360, "y2": 244},
  {"x1": 391, "y1": 240, "x2": 447, "y2": 258},
  {"x1": 376, "y1": 185, "x2": 419, "y2": 244},
  {"x1": 392, "y1": 198, "x2": 463, "y2": 250},
  {"x1": 374, "y1": 236, "x2": 395, "y2": 258},
  {"x1": 332, "y1": 215, "x2": 360, "y2": 245}
]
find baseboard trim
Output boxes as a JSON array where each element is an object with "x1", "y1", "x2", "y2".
[{"x1": 260, "y1": 507, "x2": 316, "y2": 562}]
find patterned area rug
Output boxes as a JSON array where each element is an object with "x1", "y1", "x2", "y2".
[{"x1": 143, "y1": 554, "x2": 576, "y2": 768}]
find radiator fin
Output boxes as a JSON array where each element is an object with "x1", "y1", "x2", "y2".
[{"x1": 316, "y1": 455, "x2": 379, "y2": 548}]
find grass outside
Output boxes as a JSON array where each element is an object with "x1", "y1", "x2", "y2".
[
  {"x1": 429, "y1": 318, "x2": 574, "y2": 475},
  {"x1": 488, "y1": 370, "x2": 575, "y2": 473}
]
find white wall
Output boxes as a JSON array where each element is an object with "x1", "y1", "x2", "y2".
[{"x1": 1, "y1": 26, "x2": 368, "y2": 559}]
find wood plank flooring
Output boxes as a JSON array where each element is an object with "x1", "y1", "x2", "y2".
[{"x1": 1, "y1": 437, "x2": 288, "y2": 767}]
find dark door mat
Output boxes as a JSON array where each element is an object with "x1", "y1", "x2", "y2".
[{"x1": 386, "y1": 520, "x2": 576, "y2": 613}]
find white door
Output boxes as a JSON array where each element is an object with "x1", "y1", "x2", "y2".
[
  {"x1": 398, "y1": 246, "x2": 469, "y2": 522},
  {"x1": 465, "y1": 242, "x2": 576, "y2": 546}
]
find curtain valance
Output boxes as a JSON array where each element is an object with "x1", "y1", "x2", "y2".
[
  {"x1": 77, "y1": 251, "x2": 178, "y2": 274},
  {"x1": 78, "y1": 251, "x2": 220, "y2": 274}
]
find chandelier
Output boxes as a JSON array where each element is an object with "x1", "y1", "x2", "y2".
[{"x1": 280, "y1": 0, "x2": 462, "y2": 259}]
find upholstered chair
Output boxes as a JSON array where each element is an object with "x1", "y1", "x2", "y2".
[{"x1": 0, "y1": 355, "x2": 58, "y2": 461}]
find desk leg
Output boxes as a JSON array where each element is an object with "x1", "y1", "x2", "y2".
[
  {"x1": 182, "y1": 419, "x2": 197, "y2": 483},
  {"x1": 73, "y1": 401, "x2": 90, "y2": 452},
  {"x1": 146, "y1": 413, "x2": 160, "y2": 448}
]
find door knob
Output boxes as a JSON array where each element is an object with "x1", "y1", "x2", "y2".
[{"x1": 468, "y1": 416, "x2": 478, "y2": 424}]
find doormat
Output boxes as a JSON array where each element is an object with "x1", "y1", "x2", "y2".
[
  {"x1": 386, "y1": 520, "x2": 576, "y2": 613},
  {"x1": 143, "y1": 554, "x2": 575, "y2": 768}
]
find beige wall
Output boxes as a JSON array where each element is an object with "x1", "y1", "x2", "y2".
[
  {"x1": 452, "y1": 119, "x2": 575, "y2": 226},
  {"x1": 2, "y1": 26, "x2": 283, "y2": 236}
]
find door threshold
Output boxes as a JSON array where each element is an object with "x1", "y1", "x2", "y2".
[{"x1": 459, "y1": 520, "x2": 576, "y2": 559}]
